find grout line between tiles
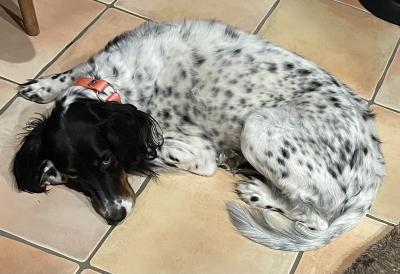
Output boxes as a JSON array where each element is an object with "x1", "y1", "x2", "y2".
[
  {"x1": 33, "y1": 5, "x2": 108, "y2": 79},
  {"x1": 331, "y1": 0, "x2": 370, "y2": 14},
  {"x1": 112, "y1": 6, "x2": 152, "y2": 21},
  {"x1": 366, "y1": 214, "x2": 397, "y2": 226},
  {"x1": 371, "y1": 102, "x2": 400, "y2": 114},
  {"x1": 91, "y1": 0, "x2": 151, "y2": 21},
  {"x1": 252, "y1": 0, "x2": 280, "y2": 34},
  {"x1": 0, "y1": 75, "x2": 20, "y2": 85},
  {"x1": 0, "y1": 229, "x2": 83, "y2": 265},
  {"x1": 288, "y1": 251, "x2": 303, "y2": 274},
  {"x1": 368, "y1": 37, "x2": 400, "y2": 106},
  {"x1": 0, "y1": 94, "x2": 18, "y2": 116}
]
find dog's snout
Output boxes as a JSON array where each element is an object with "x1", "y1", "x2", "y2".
[{"x1": 105, "y1": 207, "x2": 127, "y2": 225}]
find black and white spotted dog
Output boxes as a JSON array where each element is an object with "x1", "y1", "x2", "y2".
[{"x1": 13, "y1": 20, "x2": 385, "y2": 251}]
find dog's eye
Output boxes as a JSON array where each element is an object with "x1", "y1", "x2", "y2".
[{"x1": 101, "y1": 154, "x2": 112, "y2": 166}]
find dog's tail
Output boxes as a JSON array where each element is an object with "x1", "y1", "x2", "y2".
[{"x1": 226, "y1": 193, "x2": 373, "y2": 251}]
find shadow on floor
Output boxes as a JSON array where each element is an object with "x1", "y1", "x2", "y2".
[{"x1": 0, "y1": 0, "x2": 35, "y2": 63}]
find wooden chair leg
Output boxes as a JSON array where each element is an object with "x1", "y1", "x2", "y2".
[{"x1": 18, "y1": 0, "x2": 39, "y2": 36}]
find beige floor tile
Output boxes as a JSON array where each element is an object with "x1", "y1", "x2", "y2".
[
  {"x1": 375, "y1": 48, "x2": 400, "y2": 111},
  {"x1": 129, "y1": 175, "x2": 147, "y2": 193},
  {"x1": 0, "y1": 236, "x2": 78, "y2": 274},
  {"x1": 91, "y1": 170, "x2": 297, "y2": 274},
  {"x1": 0, "y1": 80, "x2": 16, "y2": 110},
  {"x1": 335, "y1": 0, "x2": 368, "y2": 12},
  {"x1": 295, "y1": 218, "x2": 390, "y2": 274},
  {"x1": 369, "y1": 106, "x2": 400, "y2": 223},
  {"x1": 258, "y1": 0, "x2": 400, "y2": 98},
  {"x1": 115, "y1": 0, "x2": 277, "y2": 32},
  {"x1": 0, "y1": 0, "x2": 104, "y2": 83},
  {"x1": 44, "y1": 9, "x2": 145, "y2": 75}
]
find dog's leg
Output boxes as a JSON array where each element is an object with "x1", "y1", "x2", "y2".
[
  {"x1": 157, "y1": 131, "x2": 218, "y2": 176},
  {"x1": 239, "y1": 107, "x2": 331, "y2": 230},
  {"x1": 18, "y1": 63, "x2": 90, "y2": 103}
]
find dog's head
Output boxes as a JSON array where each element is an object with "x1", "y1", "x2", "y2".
[{"x1": 12, "y1": 99, "x2": 162, "y2": 224}]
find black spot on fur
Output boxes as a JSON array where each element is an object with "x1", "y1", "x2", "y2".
[
  {"x1": 284, "y1": 63, "x2": 294, "y2": 70},
  {"x1": 104, "y1": 32, "x2": 129, "y2": 51},
  {"x1": 112, "y1": 66, "x2": 119, "y2": 77},
  {"x1": 335, "y1": 163, "x2": 343, "y2": 175},
  {"x1": 277, "y1": 157, "x2": 285, "y2": 166},
  {"x1": 46, "y1": 87, "x2": 51, "y2": 93},
  {"x1": 250, "y1": 196, "x2": 259, "y2": 202},
  {"x1": 281, "y1": 171, "x2": 289, "y2": 178},
  {"x1": 59, "y1": 76, "x2": 66, "y2": 83},
  {"x1": 88, "y1": 57, "x2": 96, "y2": 70},
  {"x1": 192, "y1": 51, "x2": 206, "y2": 66},
  {"x1": 180, "y1": 70, "x2": 187, "y2": 79},
  {"x1": 281, "y1": 148, "x2": 290, "y2": 159},
  {"x1": 232, "y1": 48, "x2": 242, "y2": 55},
  {"x1": 327, "y1": 167, "x2": 337, "y2": 179},
  {"x1": 306, "y1": 163, "x2": 313, "y2": 171},
  {"x1": 246, "y1": 54, "x2": 255, "y2": 62},
  {"x1": 297, "y1": 69, "x2": 311, "y2": 75},
  {"x1": 349, "y1": 147, "x2": 361, "y2": 169},
  {"x1": 344, "y1": 140, "x2": 351, "y2": 153},
  {"x1": 51, "y1": 74, "x2": 61, "y2": 80},
  {"x1": 162, "y1": 110, "x2": 171, "y2": 120},
  {"x1": 268, "y1": 64, "x2": 277, "y2": 73},
  {"x1": 362, "y1": 110, "x2": 376, "y2": 121},
  {"x1": 240, "y1": 98, "x2": 246, "y2": 105},
  {"x1": 166, "y1": 87, "x2": 172, "y2": 97},
  {"x1": 330, "y1": 97, "x2": 339, "y2": 102},
  {"x1": 224, "y1": 26, "x2": 239, "y2": 39},
  {"x1": 225, "y1": 90, "x2": 233, "y2": 98},
  {"x1": 266, "y1": 150, "x2": 273, "y2": 158},
  {"x1": 168, "y1": 154, "x2": 180, "y2": 162},
  {"x1": 182, "y1": 115, "x2": 194, "y2": 124},
  {"x1": 371, "y1": 134, "x2": 381, "y2": 144},
  {"x1": 180, "y1": 26, "x2": 191, "y2": 40},
  {"x1": 309, "y1": 80, "x2": 322, "y2": 89},
  {"x1": 330, "y1": 76, "x2": 340, "y2": 87},
  {"x1": 229, "y1": 79, "x2": 238, "y2": 84}
]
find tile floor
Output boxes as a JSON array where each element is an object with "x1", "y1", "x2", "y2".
[{"x1": 0, "y1": 0, "x2": 399, "y2": 273}]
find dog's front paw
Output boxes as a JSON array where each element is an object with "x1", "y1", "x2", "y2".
[{"x1": 19, "y1": 78, "x2": 57, "y2": 103}]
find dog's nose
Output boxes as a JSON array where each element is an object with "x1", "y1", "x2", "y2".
[{"x1": 105, "y1": 208, "x2": 127, "y2": 225}]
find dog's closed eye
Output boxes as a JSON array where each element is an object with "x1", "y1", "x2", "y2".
[{"x1": 66, "y1": 170, "x2": 79, "y2": 180}]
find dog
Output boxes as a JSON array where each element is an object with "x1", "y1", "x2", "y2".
[{"x1": 12, "y1": 20, "x2": 385, "y2": 251}]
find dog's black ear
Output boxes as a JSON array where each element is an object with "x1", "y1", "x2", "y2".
[
  {"x1": 99, "y1": 103, "x2": 163, "y2": 170},
  {"x1": 12, "y1": 116, "x2": 49, "y2": 193}
]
